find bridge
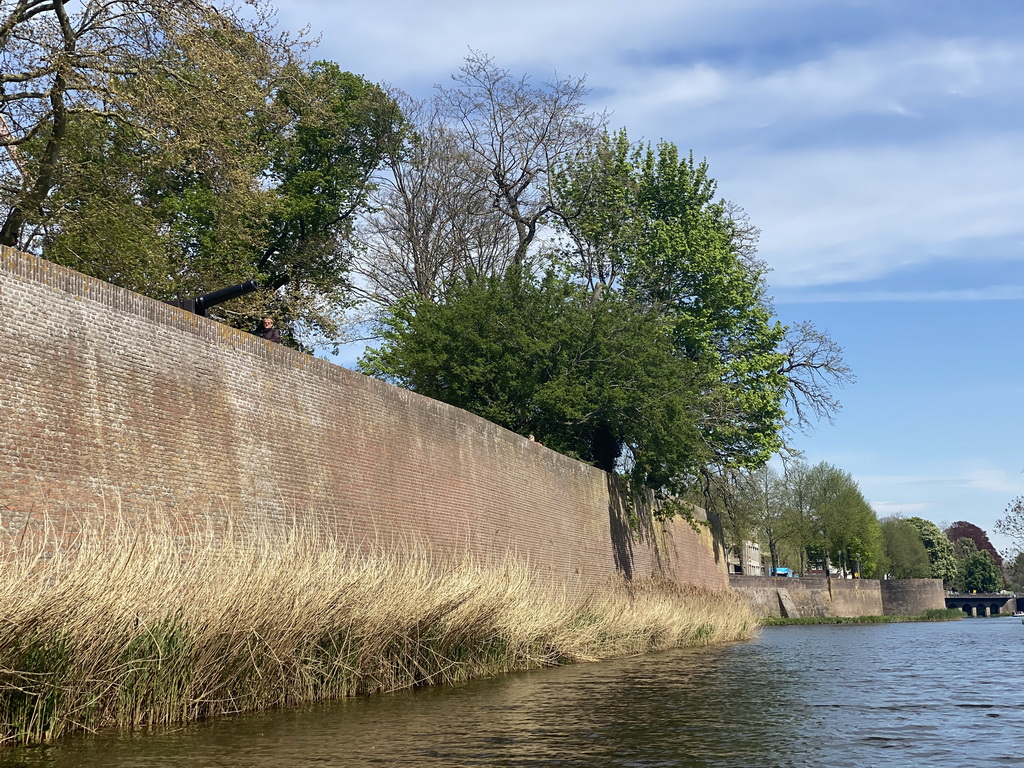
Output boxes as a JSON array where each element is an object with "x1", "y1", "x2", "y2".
[{"x1": 945, "y1": 593, "x2": 1019, "y2": 617}]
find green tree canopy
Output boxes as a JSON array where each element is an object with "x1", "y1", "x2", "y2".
[
  {"x1": 1, "y1": 1, "x2": 401, "y2": 348},
  {"x1": 953, "y1": 539, "x2": 1002, "y2": 593},
  {"x1": 907, "y1": 517, "x2": 958, "y2": 587},
  {"x1": 553, "y1": 132, "x2": 788, "y2": 470},
  {"x1": 879, "y1": 517, "x2": 931, "y2": 579},
  {"x1": 801, "y1": 462, "x2": 880, "y2": 578},
  {"x1": 360, "y1": 268, "x2": 704, "y2": 497}
]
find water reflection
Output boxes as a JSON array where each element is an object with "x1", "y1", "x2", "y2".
[{"x1": 5, "y1": 618, "x2": 1024, "y2": 767}]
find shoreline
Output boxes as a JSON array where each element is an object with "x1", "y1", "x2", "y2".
[{"x1": 0, "y1": 513, "x2": 756, "y2": 746}]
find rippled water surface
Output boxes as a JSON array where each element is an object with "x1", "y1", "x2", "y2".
[{"x1": 5, "y1": 618, "x2": 1024, "y2": 767}]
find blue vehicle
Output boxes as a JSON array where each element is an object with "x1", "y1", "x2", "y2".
[{"x1": 771, "y1": 567, "x2": 794, "y2": 577}]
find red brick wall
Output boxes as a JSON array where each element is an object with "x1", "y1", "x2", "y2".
[{"x1": 0, "y1": 247, "x2": 728, "y2": 592}]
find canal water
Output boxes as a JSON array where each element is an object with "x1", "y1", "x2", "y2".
[{"x1": 4, "y1": 618, "x2": 1024, "y2": 767}]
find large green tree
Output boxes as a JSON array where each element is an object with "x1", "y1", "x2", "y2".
[
  {"x1": 1, "y1": 1, "x2": 401, "y2": 347},
  {"x1": 554, "y1": 132, "x2": 788, "y2": 470},
  {"x1": 879, "y1": 516, "x2": 931, "y2": 579},
  {"x1": 953, "y1": 539, "x2": 1002, "y2": 593},
  {"x1": 907, "y1": 517, "x2": 958, "y2": 587},
  {"x1": 800, "y1": 462, "x2": 880, "y2": 578},
  {"x1": 360, "y1": 268, "x2": 704, "y2": 496}
]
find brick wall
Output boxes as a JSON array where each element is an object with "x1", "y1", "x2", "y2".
[
  {"x1": 730, "y1": 575, "x2": 945, "y2": 618},
  {"x1": 0, "y1": 247, "x2": 727, "y2": 592},
  {"x1": 730, "y1": 576, "x2": 884, "y2": 618},
  {"x1": 879, "y1": 579, "x2": 946, "y2": 616}
]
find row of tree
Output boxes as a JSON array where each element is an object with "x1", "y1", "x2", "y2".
[
  {"x1": 715, "y1": 462, "x2": 881, "y2": 577},
  {"x1": 717, "y1": 457, "x2": 1009, "y2": 590},
  {"x1": 892, "y1": 518, "x2": 1002, "y2": 592}
]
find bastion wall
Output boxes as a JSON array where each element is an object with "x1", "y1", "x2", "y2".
[
  {"x1": 729, "y1": 575, "x2": 947, "y2": 618},
  {"x1": 879, "y1": 579, "x2": 948, "y2": 616},
  {"x1": 0, "y1": 247, "x2": 727, "y2": 592}
]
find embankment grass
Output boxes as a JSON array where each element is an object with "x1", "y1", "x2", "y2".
[
  {"x1": 0, "y1": 513, "x2": 755, "y2": 745},
  {"x1": 761, "y1": 608, "x2": 965, "y2": 626}
]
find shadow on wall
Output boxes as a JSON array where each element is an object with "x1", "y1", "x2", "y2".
[
  {"x1": 705, "y1": 508, "x2": 725, "y2": 565},
  {"x1": 607, "y1": 475, "x2": 662, "y2": 580}
]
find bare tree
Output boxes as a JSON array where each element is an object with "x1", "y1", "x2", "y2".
[
  {"x1": 777, "y1": 320, "x2": 855, "y2": 430},
  {"x1": 435, "y1": 51, "x2": 601, "y2": 266},
  {"x1": 354, "y1": 90, "x2": 518, "y2": 308}
]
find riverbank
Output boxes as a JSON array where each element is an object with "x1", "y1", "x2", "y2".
[
  {"x1": 761, "y1": 608, "x2": 964, "y2": 625},
  {"x1": 0, "y1": 513, "x2": 756, "y2": 746}
]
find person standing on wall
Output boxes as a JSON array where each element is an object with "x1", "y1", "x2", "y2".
[{"x1": 255, "y1": 317, "x2": 281, "y2": 343}]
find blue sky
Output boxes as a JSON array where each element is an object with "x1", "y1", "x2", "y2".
[{"x1": 276, "y1": 0, "x2": 1024, "y2": 552}]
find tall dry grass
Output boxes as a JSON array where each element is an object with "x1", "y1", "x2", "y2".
[{"x1": 0, "y1": 512, "x2": 756, "y2": 745}]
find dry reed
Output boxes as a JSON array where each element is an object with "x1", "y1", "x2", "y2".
[{"x1": 0, "y1": 512, "x2": 757, "y2": 745}]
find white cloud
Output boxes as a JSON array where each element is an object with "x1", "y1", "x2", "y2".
[
  {"x1": 602, "y1": 36, "x2": 1024, "y2": 139},
  {"x1": 779, "y1": 284, "x2": 1024, "y2": 303},
  {"x1": 871, "y1": 501, "x2": 933, "y2": 515},
  {"x1": 720, "y1": 132, "x2": 1024, "y2": 288},
  {"x1": 964, "y1": 468, "x2": 1024, "y2": 495},
  {"x1": 276, "y1": 0, "x2": 814, "y2": 88}
]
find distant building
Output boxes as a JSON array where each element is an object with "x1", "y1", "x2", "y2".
[{"x1": 727, "y1": 540, "x2": 764, "y2": 576}]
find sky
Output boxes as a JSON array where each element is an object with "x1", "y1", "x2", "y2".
[{"x1": 273, "y1": 0, "x2": 1024, "y2": 553}]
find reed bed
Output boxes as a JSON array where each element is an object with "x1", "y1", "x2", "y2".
[{"x1": 0, "y1": 513, "x2": 756, "y2": 745}]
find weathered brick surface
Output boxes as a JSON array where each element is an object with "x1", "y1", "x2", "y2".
[
  {"x1": 879, "y1": 579, "x2": 946, "y2": 615},
  {"x1": 730, "y1": 575, "x2": 945, "y2": 618},
  {"x1": 0, "y1": 247, "x2": 727, "y2": 592}
]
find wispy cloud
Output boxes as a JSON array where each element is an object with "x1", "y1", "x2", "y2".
[
  {"x1": 871, "y1": 501, "x2": 933, "y2": 515},
  {"x1": 279, "y1": 0, "x2": 819, "y2": 88},
  {"x1": 720, "y1": 132, "x2": 1024, "y2": 288},
  {"x1": 779, "y1": 285, "x2": 1024, "y2": 303},
  {"x1": 964, "y1": 468, "x2": 1024, "y2": 495},
  {"x1": 611, "y1": 36, "x2": 1023, "y2": 136}
]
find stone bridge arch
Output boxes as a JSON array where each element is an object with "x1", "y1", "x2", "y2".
[{"x1": 944, "y1": 593, "x2": 1018, "y2": 617}]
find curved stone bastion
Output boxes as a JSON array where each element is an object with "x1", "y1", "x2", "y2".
[
  {"x1": 0, "y1": 246, "x2": 726, "y2": 593},
  {"x1": 730, "y1": 575, "x2": 947, "y2": 618}
]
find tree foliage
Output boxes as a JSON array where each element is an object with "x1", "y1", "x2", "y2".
[
  {"x1": 945, "y1": 520, "x2": 1003, "y2": 568},
  {"x1": 906, "y1": 517, "x2": 958, "y2": 587},
  {"x1": 1, "y1": 1, "x2": 401, "y2": 347},
  {"x1": 953, "y1": 539, "x2": 1002, "y2": 593},
  {"x1": 360, "y1": 268, "x2": 703, "y2": 495},
  {"x1": 800, "y1": 462, "x2": 880, "y2": 578},
  {"x1": 554, "y1": 132, "x2": 789, "y2": 469},
  {"x1": 879, "y1": 516, "x2": 931, "y2": 579},
  {"x1": 711, "y1": 461, "x2": 881, "y2": 577},
  {"x1": 710, "y1": 465, "x2": 791, "y2": 571}
]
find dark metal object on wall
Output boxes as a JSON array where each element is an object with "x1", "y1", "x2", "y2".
[{"x1": 168, "y1": 279, "x2": 260, "y2": 317}]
